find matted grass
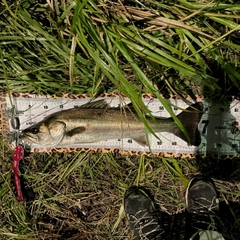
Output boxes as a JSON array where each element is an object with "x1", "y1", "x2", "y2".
[
  {"x1": 1, "y1": 0, "x2": 240, "y2": 239},
  {"x1": 1, "y1": 147, "x2": 240, "y2": 239}
]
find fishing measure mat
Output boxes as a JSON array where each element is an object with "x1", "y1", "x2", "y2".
[{"x1": 1, "y1": 92, "x2": 240, "y2": 158}]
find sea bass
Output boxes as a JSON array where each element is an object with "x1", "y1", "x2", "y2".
[{"x1": 20, "y1": 100, "x2": 203, "y2": 147}]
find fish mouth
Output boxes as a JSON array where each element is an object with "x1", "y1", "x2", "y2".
[{"x1": 20, "y1": 132, "x2": 38, "y2": 143}]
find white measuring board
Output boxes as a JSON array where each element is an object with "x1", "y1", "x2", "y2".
[{"x1": 5, "y1": 95, "x2": 240, "y2": 156}]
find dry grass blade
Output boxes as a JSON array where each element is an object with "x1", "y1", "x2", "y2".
[{"x1": 114, "y1": 5, "x2": 215, "y2": 39}]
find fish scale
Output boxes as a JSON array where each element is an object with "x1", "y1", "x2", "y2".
[{"x1": 3, "y1": 93, "x2": 240, "y2": 157}]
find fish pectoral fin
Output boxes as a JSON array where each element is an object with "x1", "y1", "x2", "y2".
[
  {"x1": 133, "y1": 136, "x2": 148, "y2": 146},
  {"x1": 66, "y1": 127, "x2": 86, "y2": 137}
]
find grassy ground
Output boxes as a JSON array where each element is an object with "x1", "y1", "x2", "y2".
[{"x1": 1, "y1": 0, "x2": 240, "y2": 239}]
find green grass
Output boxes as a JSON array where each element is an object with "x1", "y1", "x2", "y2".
[
  {"x1": 2, "y1": 150, "x2": 240, "y2": 239},
  {"x1": 1, "y1": 0, "x2": 240, "y2": 239}
]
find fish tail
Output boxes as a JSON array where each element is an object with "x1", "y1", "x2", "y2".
[{"x1": 175, "y1": 102, "x2": 203, "y2": 146}]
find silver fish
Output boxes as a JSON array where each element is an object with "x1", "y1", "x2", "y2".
[{"x1": 20, "y1": 100, "x2": 203, "y2": 147}]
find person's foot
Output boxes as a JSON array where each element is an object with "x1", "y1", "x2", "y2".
[
  {"x1": 185, "y1": 175, "x2": 220, "y2": 237},
  {"x1": 124, "y1": 186, "x2": 164, "y2": 240}
]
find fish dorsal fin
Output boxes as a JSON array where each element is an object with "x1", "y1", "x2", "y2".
[
  {"x1": 79, "y1": 99, "x2": 111, "y2": 109},
  {"x1": 123, "y1": 102, "x2": 135, "y2": 111}
]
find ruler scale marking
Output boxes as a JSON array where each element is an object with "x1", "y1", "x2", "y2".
[{"x1": 4, "y1": 95, "x2": 240, "y2": 156}]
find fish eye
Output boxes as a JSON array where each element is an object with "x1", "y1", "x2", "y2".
[{"x1": 31, "y1": 128, "x2": 39, "y2": 134}]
